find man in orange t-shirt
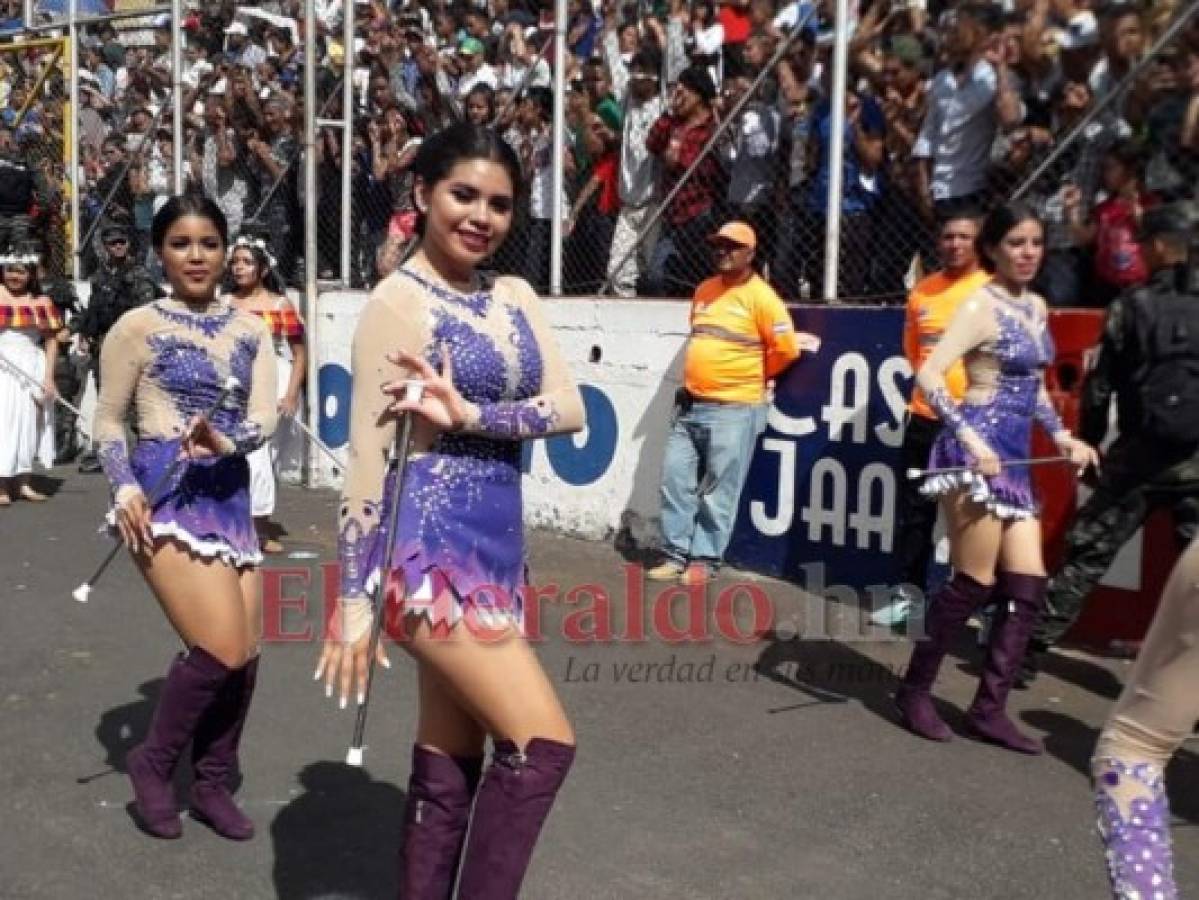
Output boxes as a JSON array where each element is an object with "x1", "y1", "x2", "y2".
[
  {"x1": 871, "y1": 211, "x2": 990, "y2": 626},
  {"x1": 647, "y1": 221, "x2": 816, "y2": 586}
]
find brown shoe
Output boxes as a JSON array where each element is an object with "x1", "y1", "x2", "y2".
[{"x1": 645, "y1": 560, "x2": 685, "y2": 581}]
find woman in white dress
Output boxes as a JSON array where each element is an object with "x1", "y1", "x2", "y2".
[
  {"x1": 0, "y1": 249, "x2": 60, "y2": 505},
  {"x1": 225, "y1": 234, "x2": 306, "y2": 553}
]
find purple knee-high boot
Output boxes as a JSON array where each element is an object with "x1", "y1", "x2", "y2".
[
  {"x1": 965, "y1": 572, "x2": 1045, "y2": 754},
  {"x1": 399, "y1": 746, "x2": 484, "y2": 899},
  {"x1": 895, "y1": 572, "x2": 994, "y2": 742},
  {"x1": 455, "y1": 738, "x2": 576, "y2": 900},
  {"x1": 1094, "y1": 758, "x2": 1177, "y2": 899},
  {"x1": 126, "y1": 647, "x2": 234, "y2": 839},
  {"x1": 189, "y1": 655, "x2": 259, "y2": 840}
]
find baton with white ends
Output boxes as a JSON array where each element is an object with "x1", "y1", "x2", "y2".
[
  {"x1": 0, "y1": 349, "x2": 91, "y2": 438},
  {"x1": 288, "y1": 412, "x2": 347, "y2": 472},
  {"x1": 72, "y1": 376, "x2": 241, "y2": 603},
  {"x1": 906, "y1": 455, "x2": 1071, "y2": 481},
  {"x1": 346, "y1": 379, "x2": 424, "y2": 768}
]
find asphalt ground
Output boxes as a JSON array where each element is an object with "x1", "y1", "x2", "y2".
[{"x1": 2, "y1": 470, "x2": 1197, "y2": 900}]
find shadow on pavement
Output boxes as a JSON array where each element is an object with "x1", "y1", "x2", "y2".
[
  {"x1": 753, "y1": 631, "x2": 909, "y2": 725},
  {"x1": 1024, "y1": 708, "x2": 1199, "y2": 825},
  {"x1": 271, "y1": 761, "x2": 406, "y2": 899},
  {"x1": 76, "y1": 677, "x2": 161, "y2": 784}
]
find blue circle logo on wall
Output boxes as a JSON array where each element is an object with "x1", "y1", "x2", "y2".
[
  {"x1": 318, "y1": 363, "x2": 352, "y2": 447},
  {"x1": 544, "y1": 384, "x2": 618, "y2": 486}
]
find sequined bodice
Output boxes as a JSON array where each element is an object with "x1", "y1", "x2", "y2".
[
  {"x1": 990, "y1": 302, "x2": 1055, "y2": 377},
  {"x1": 399, "y1": 268, "x2": 545, "y2": 466}
]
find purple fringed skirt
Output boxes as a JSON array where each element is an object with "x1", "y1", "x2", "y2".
[
  {"x1": 126, "y1": 438, "x2": 262, "y2": 568},
  {"x1": 367, "y1": 453, "x2": 527, "y2": 637},
  {"x1": 920, "y1": 377, "x2": 1039, "y2": 520}
]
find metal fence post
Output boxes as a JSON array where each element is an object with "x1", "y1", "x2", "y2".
[
  {"x1": 171, "y1": 0, "x2": 184, "y2": 195},
  {"x1": 549, "y1": 0, "x2": 567, "y2": 297},
  {"x1": 340, "y1": 0, "x2": 355, "y2": 286},
  {"x1": 822, "y1": 0, "x2": 850, "y2": 305},
  {"x1": 303, "y1": 0, "x2": 320, "y2": 487}
]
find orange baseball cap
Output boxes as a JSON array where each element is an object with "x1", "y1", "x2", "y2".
[{"x1": 708, "y1": 221, "x2": 757, "y2": 249}]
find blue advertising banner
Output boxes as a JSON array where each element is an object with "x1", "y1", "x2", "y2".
[{"x1": 725, "y1": 306, "x2": 912, "y2": 592}]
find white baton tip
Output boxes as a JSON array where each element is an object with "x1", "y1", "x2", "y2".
[
  {"x1": 905, "y1": 468, "x2": 923, "y2": 480},
  {"x1": 345, "y1": 746, "x2": 365, "y2": 767},
  {"x1": 223, "y1": 375, "x2": 241, "y2": 392},
  {"x1": 72, "y1": 583, "x2": 91, "y2": 603},
  {"x1": 403, "y1": 379, "x2": 426, "y2": 403}
]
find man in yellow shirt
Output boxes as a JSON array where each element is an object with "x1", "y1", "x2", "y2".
[
  {"x1": 647, "y1": 222, "x2": 811, "y2": 586},
  {"x1": 871, "y1": 211, "x2": 990, "y2": 626}
]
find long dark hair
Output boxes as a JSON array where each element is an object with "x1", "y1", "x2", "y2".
[
  {"x1": 151, "y1": 193, "x2": 230, "y2": 252},
  {"x1": 976, "y1": 201, "x2": 1043, "y2": 274},
  {"x1": 409, "y1": 122, "x2": 523, "y2": 237}
]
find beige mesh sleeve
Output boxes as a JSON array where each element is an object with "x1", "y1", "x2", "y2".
[
  {"x1": 915, "y1": 293, "x2": 996, "y2": 440},
  {"x1": 94, "y1": 311, "x2": 148, "y2": 502}
]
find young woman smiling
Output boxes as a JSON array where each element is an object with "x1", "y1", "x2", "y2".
[
  {"x1": 94, "y1": 194, "x2": 277, "y2": 840},
  {"x1": 316, "y1": 122, "x2": 585, "y2": 899}
]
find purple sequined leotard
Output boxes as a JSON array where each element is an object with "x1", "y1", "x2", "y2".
[
  {"x1": 337, "y1": 269, "x2": 584, "y2": 634},
  {"x1": 93, "y1": 299, "x2": 279, "y2": 567},
  {"x1": 918, "y1": 286, "x2": 1064, "y2": 519}
]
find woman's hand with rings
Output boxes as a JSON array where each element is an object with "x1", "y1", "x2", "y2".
[
  {"x1": 114, "y1": 490, "x2": 154, "y2": 555},
  {"x1": 314, "y1": 598, "x2": 391, "y2": 709},
  {"x1": 383, "y1": 348, "x2": 471, "y2": 431},
  {"x1": 964, "y1": 434, "x2": 1002, "y2": 478},
  {"x1": 180, "y1": 415, "x2": 223, "y2": 459}
]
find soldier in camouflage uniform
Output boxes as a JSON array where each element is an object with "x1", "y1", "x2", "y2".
[
  {"x1": 1020, "y1": 204, "x2": 1199, "y2": 685},
  {"x1": 75, "y1": 220, "x2": 160, "y2": 472}
]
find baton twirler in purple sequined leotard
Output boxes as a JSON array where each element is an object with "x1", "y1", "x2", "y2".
[
  {"x1": 337, "y1": 268, "x2": 584, "y2": 634},
  {"x1": 917, "y1": 284, "x2": 1066, "y2": 519}
]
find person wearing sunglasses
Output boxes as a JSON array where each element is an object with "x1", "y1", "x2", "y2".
[{"x1": 76, "y1": 220, "x2": 161, "y2": 473}]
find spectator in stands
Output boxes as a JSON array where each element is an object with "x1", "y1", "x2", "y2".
[
  {"x1": 646, "y1": 220, "x2": 803, "y2": 585},
  {"x1": 604, "y1": 48, "x2": 665, "y2": 298},
  {"x1": 871, "y1": 34, "x2": 932, "y2": 300},
  {"x1": 913, "y1": 3, "x2": 1023, "y2": 220},
  {"x1": 455, "y1": 37, "x2": 499, "y2": 100},
  {"x1": 719, "y1": 68, "x2": 781, "y2": 268},
  {"x1": 804, "y1": 83, "x2": 885, "y2": 300},
  {"x1": 1066, "y1": 139, "x2": 1155, "y2": 307},
  {"x1": 565, "y1": 107, "x2": 621, "y2": 292},
  {"x1": 505, "y1": 87, "x2": 560, "y2": 292},
  {"x1": 225, "y1": 20, "x2": 267, "y2": 71},
  {"x1": 773, "y1": 28, "x2": 821, "y2": 299},
  {"x1": 191, "y1": 94, "x2": 249, "y2": 241},
  {"x1": 645, "y1": 65, "x2": 722, "y2": 298},
  {"x1": 246, "y1": 97, "x2": 300, "y2": 283},
  {"x1": 464, "y1": 84, "x2": 497, "y2": 126},
  {"x1": 567, "y1": 0, "x2": 603, "y2": 59},
  {"x1": 1090, "y1": 2, "x2": 1147, "y2": 123}
]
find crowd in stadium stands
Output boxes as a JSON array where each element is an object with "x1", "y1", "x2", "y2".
[{"x1": 0, "y1": 0, "x2": 1197, "y2": 300}]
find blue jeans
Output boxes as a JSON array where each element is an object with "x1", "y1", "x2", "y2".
[{"x1": 659, "y1": 399, "x2": 766, "y2": 566}]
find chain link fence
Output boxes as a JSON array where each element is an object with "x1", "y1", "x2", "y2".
[
  {"x1": 546, "y1": 1, "x2": 1199, "y2": 303},
  {"x1": 1, "y1": 36, "x2": 69, "y2": 276}
]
